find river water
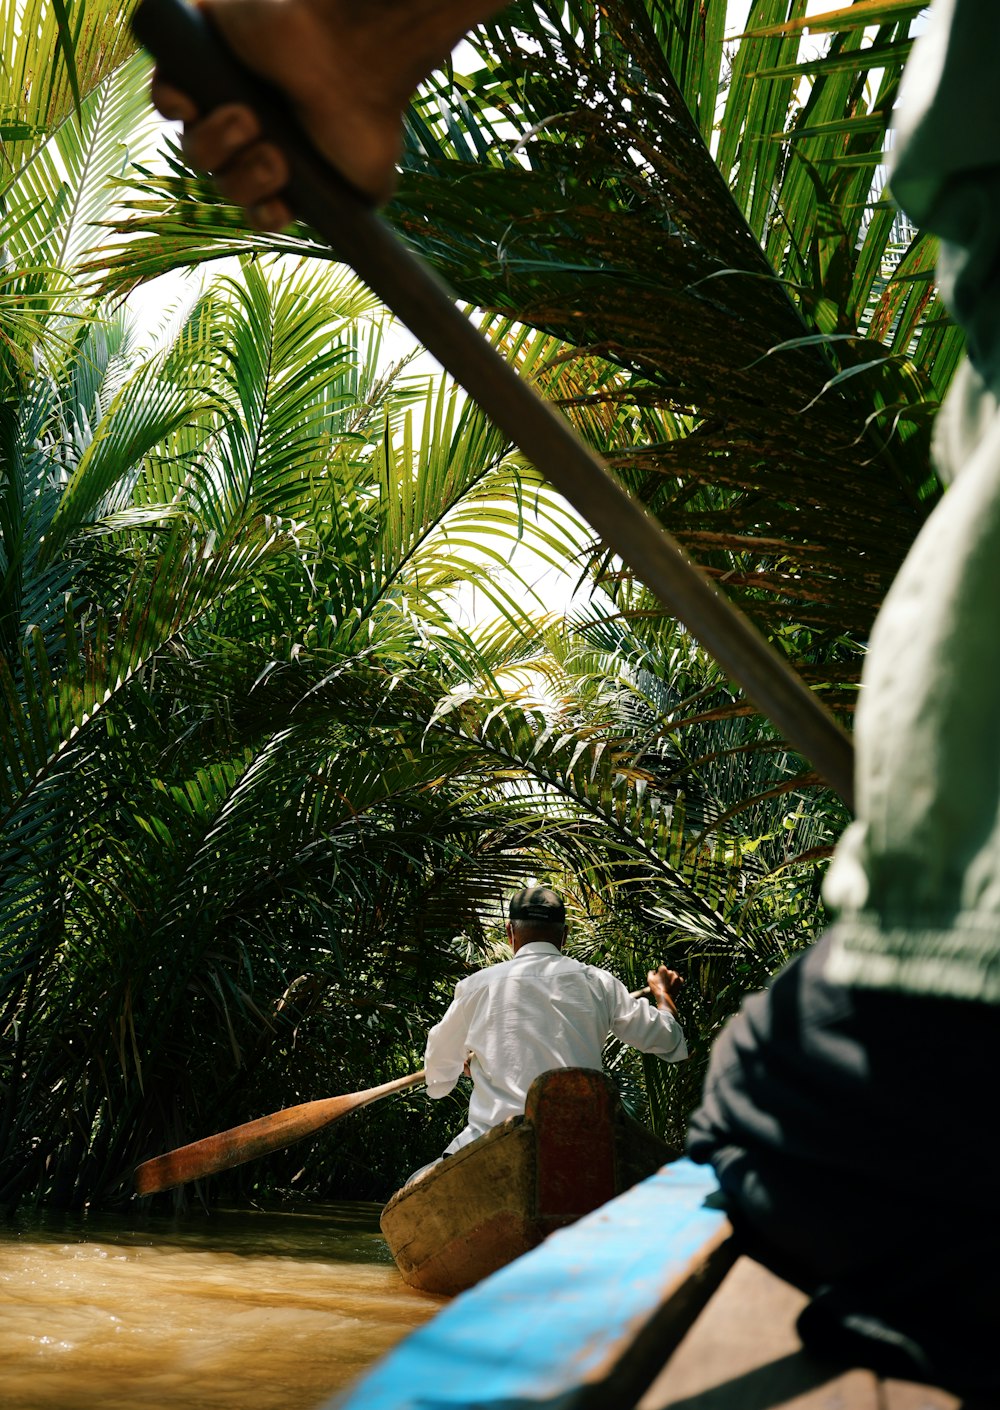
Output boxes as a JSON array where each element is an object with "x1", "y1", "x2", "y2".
[{"x1": 0, "y1": 1202, "x2": 443, "y2": 1410}]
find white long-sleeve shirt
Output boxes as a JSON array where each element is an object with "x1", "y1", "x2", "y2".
[{"x1": 424, "y1": 942, "x2": 687, "y2": 1156}]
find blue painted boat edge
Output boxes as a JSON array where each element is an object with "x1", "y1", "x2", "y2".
[{"x1": 325, "y1": 1159, "x2": 727, "y2": 1410}]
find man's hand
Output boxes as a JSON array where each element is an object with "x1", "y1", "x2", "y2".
[
  {"x1": 647, "y1": 964, "x2": 683, "y2": 1018},
  {"x1": 147, "y1": 0, "x2": 509, "y2": 228}
]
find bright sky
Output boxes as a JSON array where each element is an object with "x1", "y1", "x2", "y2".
[{"x1": 728, "y1": 0, "x2": 754, "y2": 31}]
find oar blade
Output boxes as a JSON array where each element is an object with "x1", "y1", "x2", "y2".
[
  {"x1": 134, "y1": 1071, "x2": 426, "y2": 1194},
  {"x1": 135, "y1": 1097, "x2": 341, "y2": 1194}
]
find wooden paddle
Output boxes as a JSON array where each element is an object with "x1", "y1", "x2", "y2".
[
  {"x1": 134, "y1": 1070, "x2": 427, "y2": 1194},
  {"x1": 130, "y1": 0, "x2": 854, "y2": 810},
  {"x1": 134, "y1": 985, "x2": 658, "y2": 1194}
]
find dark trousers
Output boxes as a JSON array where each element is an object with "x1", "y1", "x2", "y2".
[{"x1": 686, "y1": 931, "x2": 1000, "y2": 1390}]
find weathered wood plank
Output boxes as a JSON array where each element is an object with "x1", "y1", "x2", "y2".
[
  {"x1": 882, "y1": 1382, "x2": 965, "y2": 1410},
  {"x1": 638, "y1": 1257, "x2": 881, "y2": 1409},
  {"x1": 638, "y1": 1257, "x2": 981, "y2": 1410},
  {"x1": 326, "y1": 1159, "x2": 733, "y2": 1410}
]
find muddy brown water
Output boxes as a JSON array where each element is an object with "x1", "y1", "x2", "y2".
[{"x1": 0, "y1": 1202, "x2": 443, "y2": 1410}]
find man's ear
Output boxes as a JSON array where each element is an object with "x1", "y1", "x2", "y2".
[{"x1": 505, "y1": 920, "x2": 513, "y2": 942}]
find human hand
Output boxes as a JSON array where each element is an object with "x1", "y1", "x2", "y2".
[
  {"x1": 145, "y1": 0, "x2": 488, "y2": 229},
  {"x1": 151, "y1": 75, "x2": 294, "y2": 230},
  {"x1": 146, "y1": 0, "x2": 403, "y2": 231},
  {"x1": 647, "y1": 964, "x2": 683, "y2": 1015}
]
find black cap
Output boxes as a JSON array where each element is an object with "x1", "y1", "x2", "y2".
[{"x1": 508, "y1": 886, "x2": 565, "y2": 924}]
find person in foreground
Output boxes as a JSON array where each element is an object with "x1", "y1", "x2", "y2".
[
  {"x1": 153, "y1": 0, "x2": 999, "y2": 1390},
  {"x1": 687, "y1": 1, "x2": 1000, "y2": 1389},
  {"x1": 406, "y1": 886, "x2": 686, "y2": 1182}
]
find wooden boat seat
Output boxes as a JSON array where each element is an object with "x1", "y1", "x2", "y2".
[{"x1": 326, "y1": 1160, "x2": 980, "y2": 1410}]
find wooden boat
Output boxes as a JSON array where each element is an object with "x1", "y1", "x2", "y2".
[
  {"x1": 341, "y1": 1164, "x2": 959, "y2": 1410},
  {"x1": 379, "y1": 1066, "x2": 673, "y2": 1296}
]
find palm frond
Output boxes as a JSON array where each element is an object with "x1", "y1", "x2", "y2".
[
  {"x1": 385, "y1": 0, "x2": 942, "y2": 683},
  {"x1": 0, "y1": 0, "x2": 138, "y2": 183}
]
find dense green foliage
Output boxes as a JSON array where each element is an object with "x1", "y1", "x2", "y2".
[{"x1": 1, "y1": 0, "x2": 944, "y2": 1210}]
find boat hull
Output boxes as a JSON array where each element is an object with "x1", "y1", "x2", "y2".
[{"x1": 380, "y1": 1067, "x2": 671, "y2": 1295}]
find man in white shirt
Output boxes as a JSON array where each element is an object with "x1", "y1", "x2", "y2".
[{"x1": 419, "y1": 886, "x2": 687, "y2": 1170}]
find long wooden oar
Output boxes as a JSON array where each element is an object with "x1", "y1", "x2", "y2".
[
  {"x1": 130, "y1": 0, "x2": 855, "y2": 810},
  {"x1": 134, "y1": 985, "x2": 657, "y2": 1194},
  {"x1": 135, "y1": 1070, "x2": 426, "y2": 1194}
]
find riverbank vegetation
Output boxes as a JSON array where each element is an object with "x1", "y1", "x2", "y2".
[{"x1": 1, "y1": 0, "x2": 945, "y2": 1211}]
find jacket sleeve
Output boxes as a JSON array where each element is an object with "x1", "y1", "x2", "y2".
[
  {"x1": 423, "y1": 982, "x2": 472, "y2": 1099},
  {"x1": 607, "y1": 976, "x2": 688, "y2": 1062}
]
